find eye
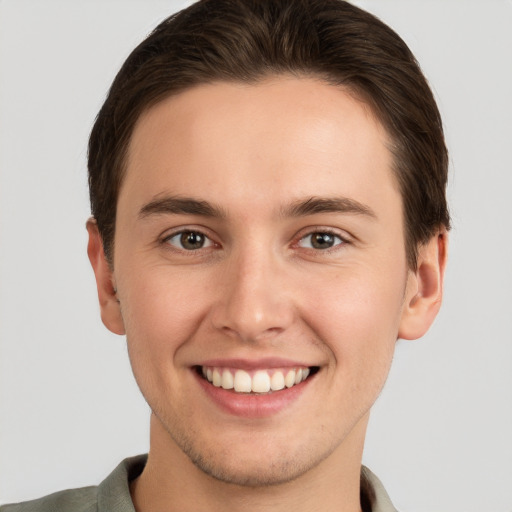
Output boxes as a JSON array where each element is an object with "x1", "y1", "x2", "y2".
[
  {"x1": 165, "y1": 230, "x2": 214, "y2": 251},
  {"x1": 298, "y1": 231, "x2": 345, "y2": 250}
]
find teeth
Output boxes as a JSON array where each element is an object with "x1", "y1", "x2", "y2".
[
  {"x1": 252, "y1": 371, "x2": 271, "y2": 393},
  {"x1": 234, "y1": 370, "x2": 252, "y2": 393},
  {"x1": 221, "y1": 369, "x2": 234, "y2": 390},
  {"x1": 285, "y1": 370, "x2": 296, "y2": 388},
  {"x1": 202, "y1": 366, "x2": 312, "y2": 394},
  {"x1": 270, "y1": 371, "x2": 285, "y2": 391},
  {"x1": 212, "y1": 369, "x2": 222, "y2": 387}
]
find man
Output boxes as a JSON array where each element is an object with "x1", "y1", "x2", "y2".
[{"x1": 1, "y1": 0, "x2": 449, "y2": 511}]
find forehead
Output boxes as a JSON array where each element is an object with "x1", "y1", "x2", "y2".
[{"x1": 121, "y1": 77, "x2": 397, "y2": 218}]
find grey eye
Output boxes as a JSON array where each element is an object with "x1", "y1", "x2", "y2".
[
  {"x1": 299, "y1": 232, "x2": 343, "y2": 250},
  {"x1": 166, "y1": 231, "x2": 213, "y2": 250}
]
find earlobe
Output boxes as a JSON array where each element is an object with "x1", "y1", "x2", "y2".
[
  {"x1": 398, "y1": 230, "x2": 448, "y2": 340},
  {"x1": 86, "y1": 218, "x2": 125, "y2": 335}
]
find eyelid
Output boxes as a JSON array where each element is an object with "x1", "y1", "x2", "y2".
[
  {"x1": 158, "y1": 225, "x2": 352, "y2": 253},
  {"x1": 160, "y1": 226, "x2": 218, "y2": 250},
  {"x1": 295, "y1": 226, "x2": 351, "y2": 241},
  {"x1": 294, "y1": 226, "x2": 352, "y2": 251},
  {"x1": 167, "y1": 232, "x2": 214, "y2": 249}
]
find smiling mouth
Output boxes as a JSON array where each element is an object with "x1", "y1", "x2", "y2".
[{"x1": 196, "y1": 366, "x2": 319, "y2": 394}]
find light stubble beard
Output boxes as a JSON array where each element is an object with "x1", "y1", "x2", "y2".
[{"x1": 149, "y1": 406, "x2": 363, "y2": 489}]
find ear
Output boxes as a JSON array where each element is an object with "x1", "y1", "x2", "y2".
[
  {"x1": 398, "y1": 230, "x2": 448, "y2": 340},
  {"x1": 86, "y1": 218, "x2": 125, "y2": 335}
]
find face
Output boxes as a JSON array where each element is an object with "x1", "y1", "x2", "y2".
[{"x1": 96, "y1": 77, "x2": 425, "y2": 486}]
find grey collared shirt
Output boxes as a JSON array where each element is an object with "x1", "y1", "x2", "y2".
[{"x1": 1, "y1": 455, "x2": 398, "y2": 512}]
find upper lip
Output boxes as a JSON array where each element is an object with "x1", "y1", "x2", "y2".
[{"x1": 197, "y1": 357, "x2": 315, "y2": 370}]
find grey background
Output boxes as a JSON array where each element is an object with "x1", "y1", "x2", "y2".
[{"x1": 1, "y1": 1, "x2": 511, "y2": 510}]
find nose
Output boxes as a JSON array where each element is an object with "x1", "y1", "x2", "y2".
[{"x1": 210, "y1": 248, "x2": 295, "y2": 343}]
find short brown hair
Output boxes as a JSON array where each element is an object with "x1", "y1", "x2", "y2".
[{"x1": 88, "y1": 0, "x2": 450, "y2": 268}]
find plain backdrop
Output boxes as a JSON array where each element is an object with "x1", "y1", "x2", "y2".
[{"x1": 1, "y1": 1, "x2": 511, "y2": 510}]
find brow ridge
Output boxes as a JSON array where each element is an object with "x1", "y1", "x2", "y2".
[
  {"x1": 282, "y1": 196, "x2": 377, "y2": 218},
  {"x1": 138, "y1": 195, "x2": 376, "y2": 221},
  {"x1": 138, "y1": 196, "x2": 226, "y2": 219}
]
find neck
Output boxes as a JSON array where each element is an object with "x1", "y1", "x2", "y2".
[{"x1": 131, "y1": 414, "x2": 368, "y2": 512}]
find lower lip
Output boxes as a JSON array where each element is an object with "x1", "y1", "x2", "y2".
[{"x1": 194, "y1": 370, "x2": 313, "y2": 418}]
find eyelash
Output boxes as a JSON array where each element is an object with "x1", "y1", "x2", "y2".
[
  {"x1": 162, "y1": 229, "x2": 216, "y2": 252},
  {"x1": 160, "y1": 227, "x2": 349, "y2": 254},
  {"x1": 295, "y1": 229, "x2": 348, "y2": 252}
]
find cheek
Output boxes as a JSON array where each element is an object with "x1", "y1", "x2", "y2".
[
  {"x1": 300, "y1": 264, "x2": 406, "y2": 372},
  {"x1": 118, "y1": 268, "x2": 216, "y2": 416},
  {"x1": 118, "y1": 267, "x2": 213, "y2": 363}
]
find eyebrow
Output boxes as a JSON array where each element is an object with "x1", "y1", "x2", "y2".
[
  {"x1": 282, "y1": 196, "x2": 377, "y2": 219},
  {"x1": 138, "y1": 195, "x2": 376, "y2": 220},
  {"x1": 139, "y1": 196, "x2": 226, "y2": 219}
]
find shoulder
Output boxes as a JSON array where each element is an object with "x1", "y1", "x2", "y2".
[
  {"x1": 0, "y1": 485, "x2": 98, "y2": 512},
  {"x1": 0, "y1": 455, "x2": 147, "y2": 512},
  {"x1": 361, "y1": 466, "x2": 399, "y2": 512}
]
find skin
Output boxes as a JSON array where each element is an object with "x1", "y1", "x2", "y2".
[{"x1": 88, "y1": 76, "x2": 447, "y2": 512}]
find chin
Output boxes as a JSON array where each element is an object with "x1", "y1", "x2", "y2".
[
  {"x1": 185, "y1": 444, "x2": 323, "y2": 487},
  {"x1": 164, "y1": 420, "x2": 339, "y2": 488}
]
